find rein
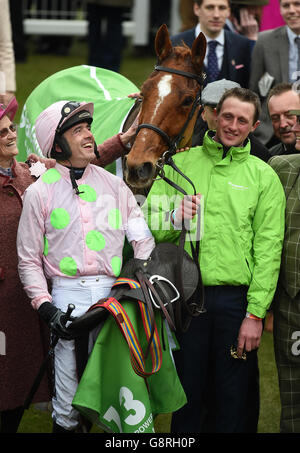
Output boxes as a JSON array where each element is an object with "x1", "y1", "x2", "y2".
[{"x1": 136, "y1": 63, "x2": 206, "y2": 322}]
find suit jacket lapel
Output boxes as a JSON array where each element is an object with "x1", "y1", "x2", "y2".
[{"x1": 283, "y1": 166, "x2": 300, "y2": 201}]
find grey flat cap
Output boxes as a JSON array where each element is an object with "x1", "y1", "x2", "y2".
[{"x1": 201, "y1": 79, "x2": 241, "y2": 106}]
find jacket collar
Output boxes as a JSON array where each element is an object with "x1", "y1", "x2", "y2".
[
  {"x1": 55, "y1": 162, "x2": 91, "y2": 181},
  {"x1": 203, "y1": 130, "x2": 250, "y2": 163},
  {"x1": 0, "y1": 158, "x2": 20, "y2": 182}
]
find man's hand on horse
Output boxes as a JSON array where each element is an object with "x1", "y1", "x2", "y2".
[
  {"x1": 120, "y1": 111, "x2": 141, "y2": 149},
  {"x1": 174, "y1": 194, "x2": 202, "y2": 225},
  {"x1": 128, "y1": 92, "x2": 142, "y2": 100}
]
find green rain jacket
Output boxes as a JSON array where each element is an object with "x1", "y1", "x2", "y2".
[{"x1": 144, "y1": 132, "x2": 286, "y2": 319}]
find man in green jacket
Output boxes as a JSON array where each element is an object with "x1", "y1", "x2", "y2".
[{"x1": 145, "y1": 87, "x2": 286, "y2": 432}]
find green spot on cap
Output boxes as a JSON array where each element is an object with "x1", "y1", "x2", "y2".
[
  {"x1": 59, "y1": 257, "x2": 77, "y2": 276},
  {"x1": 111, "y1": 256, "x2": 122, "y2": 277},
  {"x1": 42, "y1": 168, "x2": 61, "y2": 184},
  {"x1": 43, "y1": 236, "x2": 49, "y2": 256},
  {"x1": 78, "y1": 184, "x2": 97, "y2": 202},
  {"x1": 85, "y1": 230, "x2": 106, "y2": 251},
  {"x1": 108, "y1": 208, "x2": 122, "y2": 229},
  {"x1": 50, "y1": 208, "x2": 70, "y2": 229}
]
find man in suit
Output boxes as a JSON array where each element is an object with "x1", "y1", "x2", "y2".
[
  {"x1": 267, "y1": 83, "x2": 300, "y2": 156},
  {"x1": 269, "y1": 110, "x2": 300, "y2": 432},
  {"x1": 250, "y1": 0, "x2": 300, "y2": 146},
  {"x1": 171, "y1": 0, "x2": 253, "y2": 88}
]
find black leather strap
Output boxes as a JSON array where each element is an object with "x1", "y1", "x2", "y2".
[
  {"x1": 136, "y1": 64, "x2": 203, "y2": 160},
  {"x1": 155, "y1": 65, "x2": 204, "y2": 85}
]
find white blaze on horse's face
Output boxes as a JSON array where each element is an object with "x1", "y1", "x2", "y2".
[{"x1": 150, "y1": 74, "x2": 173, "y2": 122}]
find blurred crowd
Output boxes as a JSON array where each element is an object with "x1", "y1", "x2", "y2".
[{"x1": 1, "y1": 0, "x2": 292, "y2": 147}]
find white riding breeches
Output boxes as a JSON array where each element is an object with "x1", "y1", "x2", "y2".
[{"x1": 51, "y1": 274, "x2": 115, "y2": 430}]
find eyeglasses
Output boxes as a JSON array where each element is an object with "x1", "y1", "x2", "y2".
[
  {"x1": 56, "y1": 101, "x2": 81, "y2": 133},
  {"x1": 0, "y1": 123, "x2": 17, "y2": 138}
]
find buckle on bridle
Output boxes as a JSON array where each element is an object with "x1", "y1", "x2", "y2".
[
  {"x1": 154, "y1": 152, "x2": 169, "y2": 180},
  {"x1": 156, "y1": 155, "x2": 165, "y2": 170},
  {"x1": 155, "y1": 150, "x2": 174, "y2": 173},
  {"x1": 148, "y1": 275, "x2": 180, "y2": 309}
]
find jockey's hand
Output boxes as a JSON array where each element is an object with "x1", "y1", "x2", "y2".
[
  {"x1": 174, "y1": 194, "x2": 202, "y2": 225},
  {"x1": 38, "y1": 302, "x2": 76, "y2": 341}
]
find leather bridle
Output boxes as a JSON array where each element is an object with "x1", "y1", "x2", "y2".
[
  {"x1": 136, "y1": 64, "x2": 204, "y2": 189},
  {"x1": 136, "y1": 64, "x2": 206, "y2": 319}
]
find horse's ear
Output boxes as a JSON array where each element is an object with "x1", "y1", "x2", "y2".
[
  {"x1": 191, "y1": 32, "x2": 206, "y2": 74},
  {"x1": 155, "y1": 24, "x2": 173, "y2": 63}
]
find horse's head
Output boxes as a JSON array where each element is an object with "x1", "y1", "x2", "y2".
[{"x1": 123, "y1": 24, "x2": 206, "y2": 189}]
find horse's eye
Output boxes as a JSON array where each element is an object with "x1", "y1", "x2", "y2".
[{"x1": 182, "y1": 96, "x2": 193, "y2": 107}]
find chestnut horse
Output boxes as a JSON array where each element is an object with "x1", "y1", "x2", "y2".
[{"x1": 123, "y1": 24, "x2": 206, "y2": 189}]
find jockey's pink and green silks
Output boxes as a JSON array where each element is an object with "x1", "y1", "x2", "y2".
[
  {"x1": 17, "y1": 162, "x2": 154, "y2": 308},
  {"x1": 17, "y1": 65, "x2": 187, "y2": 430},
  {"x1": 17, "y1": 65, "x2": 138, "y2": 175},
  {"x1": 72, "y1": 300, "x2": 187, "y2": 433}
]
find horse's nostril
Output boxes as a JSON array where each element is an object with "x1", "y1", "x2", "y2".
[{"x1": 137, "y1": 162, "x2": 153, "y2": 180}]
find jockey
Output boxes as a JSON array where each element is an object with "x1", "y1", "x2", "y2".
[{"x1": 17, "y1": 100, "x2": 155, "y2": 433}]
